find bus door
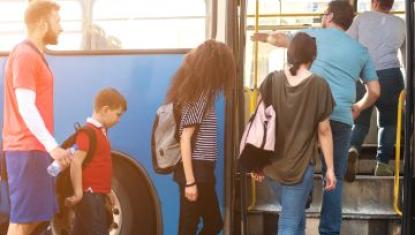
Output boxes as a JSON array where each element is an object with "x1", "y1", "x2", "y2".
[
  {"x1": 402, "y1": 0, "x2": 415, "y2": 234},
  {"x1": 237, "y1": 0, "x2": 409, "y2": 234}
]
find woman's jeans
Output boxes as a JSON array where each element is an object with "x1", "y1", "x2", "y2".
[
  {"x1": 272, "y1": 165, "x2": 314, "y2": 235},
  {"x1": 319, "y1": 121, "x2": 352, "y2": 235},
  {"x1": 350, "y1": 68, "x2": 404, "y2": 164}
]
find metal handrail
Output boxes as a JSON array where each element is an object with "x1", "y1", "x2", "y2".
[
  {"x1": 246, "y1": 25, "x2": 314, "y2": 31},
  {"x1": 246, "y1": 11, "x2": 404, "y2": 18},
  {"x1": 246, "y1": 89, "x2": 258, "y2": 211},
  {"x1": 247, "y1": 0, "x2": 259, "y2": 211},
  {"x1": 393, "y1": 90, "x2": 405, "y2": 216}
]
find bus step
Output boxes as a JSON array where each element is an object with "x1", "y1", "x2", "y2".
[
  {"x1": 313, "y1": 159, "x2": 403, "y2": 175},
  {"x1": 246, "y1": 212, "x2": 400, "y2": 235},
  {"x1": 249, "y1": 175, "x2": 401, "y2": 216}
]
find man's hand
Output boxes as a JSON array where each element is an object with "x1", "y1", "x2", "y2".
[
  {"x1": 65, "y1": 193, "x2": 82, "y2": 207},
  {"x1": 50, "y1": 147, "x2": 71, "y2": 168},
  {"x1": 352, "y1": 104, "x2": 362, "y2": 120},
  {"x1": 251, "y1": 32, "x2": 270, "y2": 43},
  {"x1": 251, "y1": 171, "x2": 265, "y2": 182}
]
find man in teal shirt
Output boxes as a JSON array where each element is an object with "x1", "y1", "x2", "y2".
[{"x1": 252, "y1": 1, "x2": 380, "y2": 234}]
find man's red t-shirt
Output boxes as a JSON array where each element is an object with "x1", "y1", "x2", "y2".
[
  {"x1": 76, "y1": 120, "x2": 112, "y2": 193},
  {"x1": 2, "y1": 41, "x2": 54, "y2": 151}
]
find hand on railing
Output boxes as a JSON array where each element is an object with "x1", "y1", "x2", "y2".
[{"x1": 251, "y1": 171, "x2": 265, "y2": 182}]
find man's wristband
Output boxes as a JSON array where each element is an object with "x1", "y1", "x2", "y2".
[{"x1": 185, "y1": 182, "x2": 196, "y2": 187}]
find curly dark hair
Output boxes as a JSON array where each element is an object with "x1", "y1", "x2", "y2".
[{"x1": 166, "y1": 40, "x2": 236, "y2": 105}]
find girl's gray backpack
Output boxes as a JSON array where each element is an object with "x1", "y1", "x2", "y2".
[
  {"x1": 151, "y1": 100, "x2": 206, "y2": 174},
  {"x1": 151, "y1": 103, "x2": 181, "y2": 174}
]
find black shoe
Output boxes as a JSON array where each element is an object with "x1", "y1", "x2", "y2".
[{"x1": 345, "y1": 147, "x2": 359, "y2": 182}]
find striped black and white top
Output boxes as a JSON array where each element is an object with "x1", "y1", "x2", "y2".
[{"x1": 179, "y1": 95, "x2": 217, "y2": 162}]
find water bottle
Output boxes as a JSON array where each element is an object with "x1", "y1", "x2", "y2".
[{"x1": 47, "y1": 145, "x2": 77, "y2": 177}]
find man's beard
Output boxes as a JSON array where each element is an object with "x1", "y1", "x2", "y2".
[{"x1": 43, "y1": 23, "x2": 58, "y2": 45}]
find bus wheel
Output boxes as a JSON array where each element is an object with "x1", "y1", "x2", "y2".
[{"x1": 111, "y1": 154, "x2": 161, "y2": 235}]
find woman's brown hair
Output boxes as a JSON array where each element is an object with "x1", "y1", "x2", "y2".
[
  {"x1": 166, "y1": 40, "x2": 236, "y2": 105},
  {"x1": 287, "y1": 32, "x2": 317, "y2": 76}
]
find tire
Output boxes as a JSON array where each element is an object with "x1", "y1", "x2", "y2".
[{"x1": 111, "y1": 156, "x2": 160, "y2": 235}]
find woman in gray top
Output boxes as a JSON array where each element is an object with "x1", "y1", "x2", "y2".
[{"x1": 346, "y1": 0, "x2": 405, "y2": 180}]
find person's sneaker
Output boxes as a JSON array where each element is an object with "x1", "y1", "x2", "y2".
[
  {"x1": 345, "y1": 146, "x2": 359, "y2": 182},
  {"x1": 374, "y1": 162, "x2": 393, "y2": 176}
]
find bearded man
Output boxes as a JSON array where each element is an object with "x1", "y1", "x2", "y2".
[{"x1": 2, "y1": 1, "x2": 70, "y2": 234}]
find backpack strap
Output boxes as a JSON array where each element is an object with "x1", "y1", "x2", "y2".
[
  {"x1": 175, "y1": 97, "x2": 210, "y2": 147},
  {"x1": 77, "y1": 127, "x2": 97, "y2": 167},
  {"x1": 192, "y1": 100, "x2": 209, "y2": 142},
  {"x1": 61, "y1": 125, "x2": 97, "y2": 168}
]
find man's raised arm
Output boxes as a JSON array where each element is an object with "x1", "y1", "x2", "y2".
[{"x1": 251, "y1": 31, "x2": 291, "y2": 48}]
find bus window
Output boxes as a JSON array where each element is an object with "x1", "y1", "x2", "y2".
[
  {"x1": 245, "y1": 0, "x2": 330, "y2": 89},
  {"x1": 91, "y1": 0, "x2": 208, "y2": 50},
  {"x1": 244, "y1": 0, "x2": 406, "y2": 89},
  {"x1": 0, "y1": 1, "x2": 26, "y2": 52},
  {"x1": 0, "y1": 0, "x2": 82, "y2": 52}
]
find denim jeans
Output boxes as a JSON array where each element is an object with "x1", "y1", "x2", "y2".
[
  {"x1": 319, "y1": 121, "x2": 352, "y2": 235},
  {"x1": 269, "y1": 165, "x2": 314, "y2": 235},
  {"x1": 350, "y1": 68, "x2": 404, "y2": 163}
]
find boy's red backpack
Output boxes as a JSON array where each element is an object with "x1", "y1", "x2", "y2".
[
  {"x1": 56, "y1": 124, "x2": 97, "y2": 206},
  {"x1": 54, "y1": 124, "x2": 97, "y2": 230}
]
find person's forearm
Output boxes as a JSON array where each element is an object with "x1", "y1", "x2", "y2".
[
  {"x1": 70, "y1": 160, "x2": 83, "y2": 196},
  {"x1": 400, "y1": 41, "x2": 406, "y2": 70},
  {"x1": 181, "y1": 135, "x2": 195, "y2": 184},
  {"x1": 318, "y1": 121, "x2": 334, "y2": 171},
  {"x1": 267, "y1": 32, "x2": 290, "y2": 48},
  {"x1": 354, "y1": 81, "x2": 380, "y2": 113},
  {"x1": 355, "y1": 84, "x2": 380, "y2": 111},
  {"x1": 16, "y1": 89, "x2": 58, "y2": 152}
]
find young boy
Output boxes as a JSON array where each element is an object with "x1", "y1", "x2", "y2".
[{"x1": 65, "y1": 88, "x2": 127, "y2": 235}]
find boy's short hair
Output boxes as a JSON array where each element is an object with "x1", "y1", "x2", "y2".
[
  {"x1": 25, "y1": 0, "x2": 60, "y2": 28},
  {"x1": 94, "y1": 88, "x2": 127, "y2": 112}
]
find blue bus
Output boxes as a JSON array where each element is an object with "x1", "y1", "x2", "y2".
[{"x1": 0, "y1": 0, "x2": 414, "y2": 234}]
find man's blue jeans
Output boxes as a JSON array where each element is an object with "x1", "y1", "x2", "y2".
[
  {"x1": 350, "y1": 68, "x2": 404, "y2": 164},
  {"x1": 319, "y1": 121, "x2": 352, "y2": 235},
  {"x1": 270, "y1": 165, "x2": 314, "y2": 235}
]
